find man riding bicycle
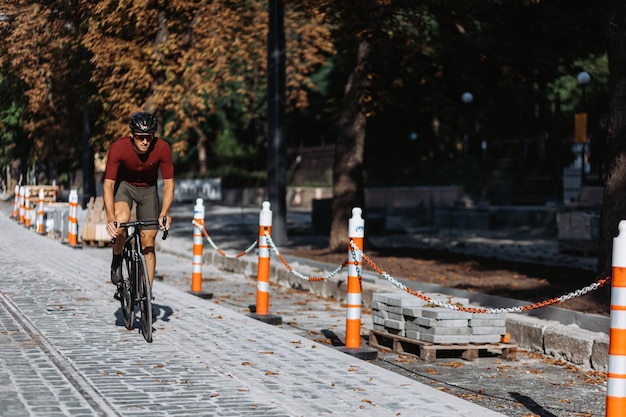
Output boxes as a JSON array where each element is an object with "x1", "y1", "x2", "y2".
[{"x1": 104, "y1": 112, "x2": 174, "y2": 306}]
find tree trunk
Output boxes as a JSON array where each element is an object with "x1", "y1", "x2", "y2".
[
  {"x1": 197, "y1": 138, "x2": 208, "y2": 174},
  {"x1": 597, "y1": 2, "x2": 626, "y2": 278},
  {"x1": 328, "y1": 39, "x2": 369, "y2": 252}
]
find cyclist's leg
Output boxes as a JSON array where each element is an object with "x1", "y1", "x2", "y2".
[
  {"x1": 140, "y1": 230, "x2": 157, "y2": 286},
  {"x1": 136, "y1": 184, "x2": 159, "y2": 287},
  {"x1": 111, "y1": 182, "x2": 132, "y2": 288},
  {"x1": 112, "y1": 201, "x2": 131, "y2": 253},
  {"x1": 110, "y1": 202, "x2": 130, "y2": 290},
  {"x1": 113, "y1": 181, "x2": 133, "y2": 255}
]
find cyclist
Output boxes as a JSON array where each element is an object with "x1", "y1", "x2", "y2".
[{"x1": 104, "y1": 111, "x2": 174, "y2": 304}]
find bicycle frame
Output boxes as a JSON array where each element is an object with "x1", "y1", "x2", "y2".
[{"x1": 114, "y1": 218, "x2": 167, "y2": 343}]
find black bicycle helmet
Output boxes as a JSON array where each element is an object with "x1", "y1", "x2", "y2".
[{"x1": 129, "y1": 112, "x2": 158, "y2": 134}]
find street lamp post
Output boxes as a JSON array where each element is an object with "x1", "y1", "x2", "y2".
[
  {"x1": 575, "y1": 71, "x2": 590, "y2": 191},
  {"x1": 267, "y1": 0, "x2": 287, "y2": 245}
]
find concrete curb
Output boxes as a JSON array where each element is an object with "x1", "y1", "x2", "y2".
[{"x1": 506, "y1": 314, "x2": 609, "y2": 371}]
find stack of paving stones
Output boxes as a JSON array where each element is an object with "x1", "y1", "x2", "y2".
[{"x1": 372, "y1": 292, "x2": 507, "y2": 344}]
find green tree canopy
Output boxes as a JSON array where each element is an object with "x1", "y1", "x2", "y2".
[{"x1": 81, "y1": 0, "x2": 333, "y2": 174}]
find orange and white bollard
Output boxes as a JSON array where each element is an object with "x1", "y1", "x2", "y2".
[
  {"x1": 255, "y1": 201, "x2": 272, "y2": 315},
  {"x1": 18, "y1": 186, "x2": 24, "y2": 224},
  {"x1": 336, "y1": 208, "x2": 376, "y2": 360},
  {"x1": 36, "y1": 188, "x2": 45, "y2": 234},
  {"x1": 12, "y1": 185, "x2": 19, "y2": 219},
  {"x1": 345, "y1": 207, "x2": 364, "y2": 349},
  {"x1": 24, "y1": 187, "x2": 31, "y2": 228},
  {"x1": 608, "y1": 220, "x2": 626, "y2": 416},
  {"x1": 246, "y1": 201, "x2": 281, "y2": 324},
  {"x1": 191, "y1": 198, "x2": 205, "y2": 292},
  {"x1": 67, "y1": 189, "x2": 78, "y2": 247}
]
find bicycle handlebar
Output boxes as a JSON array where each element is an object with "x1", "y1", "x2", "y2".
[{"x1": 111, "y1": 217, "x2": 169, "y2": 244}]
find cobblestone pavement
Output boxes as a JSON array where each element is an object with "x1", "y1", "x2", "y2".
[{"x1": 0, "y1": 206, "x2": 507, "y2": 417}]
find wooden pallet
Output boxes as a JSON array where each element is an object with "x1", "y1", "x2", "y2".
[
  {"x1": 23, "y1": 185, "x2": 59, "y2": 203},
  {"x1": 81, "y1": 238, "x2": 110, "y2": 248},
  {"x1": 369, "y1": 329, "x2": 517, "y2": 362},
  {"x1": 81, "y1": 197, "x2": 110, "y2": 247}
]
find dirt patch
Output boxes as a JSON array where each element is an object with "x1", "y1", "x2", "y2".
[{"x1": 284, "y1": 245, "x2": 611, "y2": 317}]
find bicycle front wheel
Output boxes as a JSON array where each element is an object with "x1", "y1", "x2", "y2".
[
  {"x1": 137, "y1": 254, "x2": 153, "y2": 343},
  {"x1": 120, "y1": 248, "x2": 135, "y2": 330}
]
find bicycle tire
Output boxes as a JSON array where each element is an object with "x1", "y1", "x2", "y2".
[
  {"x1": 137, "y1": 253, "x2": 153, "y2": 343},
  {"x1": 120, "y1": 246, "x2": 135, "y2": 330}
]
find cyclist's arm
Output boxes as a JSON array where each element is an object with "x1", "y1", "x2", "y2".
[
  {"x1": 159, "y1": 177, "x2": 174, "y2": 230},
  {"x1": 103, "y1": 179, "x2": 116, "y2": 221},
  {"x1": 103, "y1": 142, "x2": 122, "y2": 237},
  {"x1": 103, "y1": 178, "x2": 119, "y2": 237}
]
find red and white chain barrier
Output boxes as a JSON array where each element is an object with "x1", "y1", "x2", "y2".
[
  {"x1": 194, "y1": 202, "x2": 609, "y2": 316},
  {"x1": 191, "y1": 219, "x2": 257, "y2": 258}
]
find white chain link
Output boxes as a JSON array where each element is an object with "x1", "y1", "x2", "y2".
[
  {"x1": 236, "y1": 240, "x2": 259, "y2": 257},
  {"x1": 265, "y1": 231, "x2": 345, "y2": 281},
  {"x1": 557, "y1": 281, "x2": 602, "y2": 303},
  {"x1": 199, "y1": 220, "x2": 607, "y2": 314},
  {"x1": 192, "y1": 220, "x2": 257, "y2": 258},
  {"x1": 348, "y1": 241, "x2": 604, "y2": 315}
]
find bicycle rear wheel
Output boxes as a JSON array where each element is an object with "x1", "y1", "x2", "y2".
[
  {"x1": 137, "y1": 254, "x2": 153, "y2": 343},
  {"x1": 120, "y1": 247, "x2": 135, "y2": 330}
]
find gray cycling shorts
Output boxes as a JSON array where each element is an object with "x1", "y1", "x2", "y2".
[{"x1": 114, "y1": 181, "x2": 160, "y2": 230}]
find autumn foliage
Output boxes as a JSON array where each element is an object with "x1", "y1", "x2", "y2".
[{"x1": 1, "y1": 0, "x2": 333, "y2": 176}]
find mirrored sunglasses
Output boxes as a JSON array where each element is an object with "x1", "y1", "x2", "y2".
[{"x1": 134, "y1": 134, "x2": 154, "y2": 143}]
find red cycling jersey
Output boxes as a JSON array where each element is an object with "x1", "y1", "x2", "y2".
[{"x1": 104, "y1": 136, "x2": 174, "y2": 187}]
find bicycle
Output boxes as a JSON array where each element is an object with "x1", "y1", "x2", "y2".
[{"x1": 113, "y1": 218, "x2": 168, "y2": 343}]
